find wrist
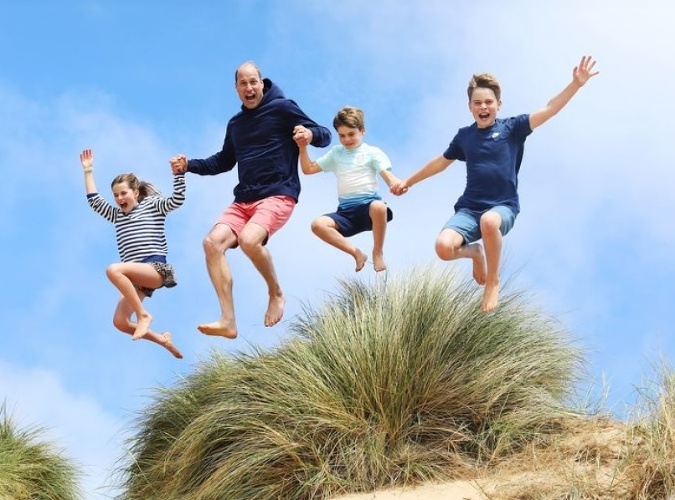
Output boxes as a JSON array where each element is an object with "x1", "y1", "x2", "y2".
[{"x1": 83, "y1": 168, "x2": 93, "y2": 174}]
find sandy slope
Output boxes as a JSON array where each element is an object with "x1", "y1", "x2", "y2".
[{"x1": 332, "y1": 481, "x2": 487, "y2": 500}]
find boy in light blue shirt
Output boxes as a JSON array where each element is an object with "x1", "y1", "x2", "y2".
[{"x1": 296, "y1": 106, "x2": 400, "y2": 272}]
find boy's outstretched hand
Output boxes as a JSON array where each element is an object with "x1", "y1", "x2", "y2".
[
  {"x1": 390, "y1": 180, "x2": 409, "y2": 196},
  {"x1": 574, "y1": 55, "x2": 599, "y2": 87}
]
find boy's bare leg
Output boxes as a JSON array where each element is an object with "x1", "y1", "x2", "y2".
[
  {"x1": 106, "y1": 262, "x2": 163, "y2": 340},
  {"x1": 239, "y1": 223, "x2": 286, "y2": 327},
  {"x1": 311, "y1": 216, "x2": 367, "y2": 272},
  {"x1": 198, "y1": 224, "x2": 238, "y2": 338},
  {"x1": 479, "y1": 211, "x2": 503, "y2": 313},
  {"x1": 113, "y1": 297, "x2": 183, "y2": 359},
  {"x1": 435, "y1": 229, "x2": 487, "y2": 284},
  {"x1": 369, "y1": 201, "x2": 388, "y2": 272}
]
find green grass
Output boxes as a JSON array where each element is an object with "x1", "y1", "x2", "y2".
[
  {"x1": 119, "y1": 267, "x2": 584, "y2": 500},
  {"x1": 0, "y1": 403, "x2": 81, "y2": 500}
]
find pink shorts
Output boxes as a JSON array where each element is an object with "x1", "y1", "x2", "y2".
[{"x1": 216, "y1": 195, "x2": 296, "y2": 241}]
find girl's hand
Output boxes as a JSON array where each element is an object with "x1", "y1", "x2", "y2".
[{"x1": 80, "y1": 149, "x2": 94, "y2": 171}]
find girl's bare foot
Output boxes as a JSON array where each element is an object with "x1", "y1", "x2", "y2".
[
  {"x1": 197, "y1": 319, "x2": 238, "y2": 339},
  {"x1": 264, "y1": 293, "x2": 285, "y2": 327},
  {"x1": 481, "y1": 283, "x2": 500, "y2": 313},
  {"x1": 372, "y1": 252, "x2": 387, "y2": 272},
  {"x1": 160, "y1": 332, "x2": 183, "y2": 359},
  {"x1": 355, "y1": 249, "x2": 368, "y2": 272},
  {"x1": 133, "y1": 313, "x2": 153, "y2": 340}
]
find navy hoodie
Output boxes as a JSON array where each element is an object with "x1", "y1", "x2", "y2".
[{"x1": 187, "y1": 79, "x2": 331, "y2": 203}]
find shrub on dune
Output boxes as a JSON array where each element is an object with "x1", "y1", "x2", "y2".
[
  {"x1": 120, "y1": 267, "x2": 584, "y2": 500},
  {"x1": 0, "y1": 404, "x2": 81, "y2": 500}
]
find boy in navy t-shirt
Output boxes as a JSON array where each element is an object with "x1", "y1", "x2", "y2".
[{"x1": 392, "y1": 56, "x2": 599, "y2": 313}]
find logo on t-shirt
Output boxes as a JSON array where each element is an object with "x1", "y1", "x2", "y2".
[{"x1": 491, "y1": 132, "x2": 500, "y2": 140}]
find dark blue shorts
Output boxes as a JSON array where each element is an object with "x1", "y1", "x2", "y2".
[{"x1": 326, "y1": 201, "x2": 393, "y2": 237}]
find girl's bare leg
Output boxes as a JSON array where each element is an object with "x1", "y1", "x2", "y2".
[
  {"x1": 106, "y1": 262, "x2": 163, "y2": 340},
  {"x1": 113, "y1": 296, "x2": 183, "y2": 359},
  {"x1": 311, "y1": 216, "x2": 367, "y2": 272},
  {"x1": 369, "y1": 201, "x2": 388, "y2": 272}
]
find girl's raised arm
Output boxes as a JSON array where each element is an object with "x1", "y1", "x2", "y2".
[{"x1": 80, "y1": 149, "x2": 98, "y2": 195}]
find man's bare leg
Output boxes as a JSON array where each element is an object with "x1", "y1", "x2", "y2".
[
  {"x1": 113, "y1": 297, "x2": 183, "y2": 359},
  {"x1": 311, "y1": 216, "x2": 367, "y2": 271},
  {"x1": 435, "y1": 229, "x2": 487, "y2": 285},
  {"x1": 370, "y1": 201, "x2": 388, "y2": 272},
  {"x1": 198, "y1": 224, "x2": 239, "y2": 338},
  {"x1": 479, "y1": 211, "x2": 503, "y2": 313},
  {"x1": 239, "y1": 223, "x2": 286, "y2": 327}
]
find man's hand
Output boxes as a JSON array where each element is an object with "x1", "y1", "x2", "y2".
[
  {"x1": 170, "y1": 154, "x2": 188, "y2": 174},
  {"x1": 293, "y1": 125, "x2": 313, "y2": 147}
]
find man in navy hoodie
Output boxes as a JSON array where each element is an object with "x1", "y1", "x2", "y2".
[{"x1": 171, "y1": 61, "x2": 331, "y2": 339}]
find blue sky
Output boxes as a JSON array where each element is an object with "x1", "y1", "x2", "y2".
[{"x1": 1, "y1": 1, "x2": 674, "y2": 498}]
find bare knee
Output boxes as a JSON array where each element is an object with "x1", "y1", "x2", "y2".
[
  {"x1": 238, "y1": 232, "x2": 263, "y2": 256},
  {"x1": 369, "y1": 200, "x2": 387, "y2": 217},
  {"x1": 480, "y1": 211, "x2": 502, "y2": 235},
  {"x1": 311, "y1": 217, "x2": 330, "y2": 236},
  {"x1": 112, "y1": 313, "x2": 132, "y2": 334},
  {"x1": 203, "y1": 232, "x2": 227, "y2": 257},
  {"x1": 105, "y1": 263, "x2": 122, "y2": 280},
  {"x1": 435, "y1": 231, "x2": 463, "y2": 261},
  {"x1": 435, "y1": 240, "x2": 459, "y2": 260}
]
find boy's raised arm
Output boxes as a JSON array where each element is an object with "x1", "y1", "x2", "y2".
[
  {"x1": 529, "y1": 55, "x2": 599, "y2": 130},
  {"x1": 296, "y1": 144, "x2": 322, "y2": 175}
]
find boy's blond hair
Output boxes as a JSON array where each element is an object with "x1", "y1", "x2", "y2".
[
  {"x1": 467, "y1": 73, "x2": 501, "y2": 101},
  {"x1": 333, "y1": 106, "x2": 365, "y2": 131}
]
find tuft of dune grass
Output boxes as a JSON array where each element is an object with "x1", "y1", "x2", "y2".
[
  {"x1": 0, "y1": 403, "x2": 81, "y2": 500},
  {"x1": 120, "y1": 267, "x2": 584, "y2": 500}
]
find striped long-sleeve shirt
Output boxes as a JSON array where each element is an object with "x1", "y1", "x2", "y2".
[{"x1": 87, "y1": 174, "x2": 186, "y2": 262}]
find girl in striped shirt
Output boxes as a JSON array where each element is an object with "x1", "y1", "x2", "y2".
[{"x1": 80, "y1": 149, "x2": 185, "y2": 359}]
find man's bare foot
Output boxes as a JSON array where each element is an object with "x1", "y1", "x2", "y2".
[
  {"x1": 481, "y1": 283, "x2": 500, "y2": 313},
  {"x1": 467, "y1": 243, "x2": 487, "y2": 285},
  {"x1": 197, "y1": 320, "x2": 238, "y2": 339},
  {"x1": 355, "y1": 249, "x2": 368, "y2": 272},
  {"x1": 160, "y1": 332, "x2": 183, "y2": 359},
  {"x1": 264, "y1": 293, "x2": 285, "y2": 327},
  {"x1": 133, "y1": 313, "x2": 153, "y2": 340},
  {"x1": 372, "y1": 252, "x2": 387, "y2": 272}
]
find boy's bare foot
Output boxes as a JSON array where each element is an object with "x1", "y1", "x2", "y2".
[
  {"x1": 160, "y1": 332, "x2": 183, "y2": 359},
  {"x1": 355, "y1": 250, "x2": 368, "y2": 272},
  {"x1": 481, "y1": 283, "x2": 500, "y2": 313},
  {"x1": 372, "y1": 252, "x2": 387, "y2": 272},
  {"x1": 133, "y1": 313, "x2": 153, "y2": 340},
  {"x1": 264, "y1": 293, "x2": 285, "y2": 327},
  {"x1": 197, "y1": 319, "x2": 238, "y2": 339},
  {"x1": 467, "y1": 243, "x2": 487, "y2": 285}
]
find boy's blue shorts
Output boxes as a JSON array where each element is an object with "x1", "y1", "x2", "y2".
[
  {"x1": 326, "y1": 201, "x2": 393, "y2": 237},
  {"x1": 442, "y1": 205, "x2": 517, "y2": 244}
]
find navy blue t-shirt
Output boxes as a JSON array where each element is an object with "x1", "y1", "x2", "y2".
[{"x1": 443, "y1": 114, "x2": 532, "y2": 214}]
